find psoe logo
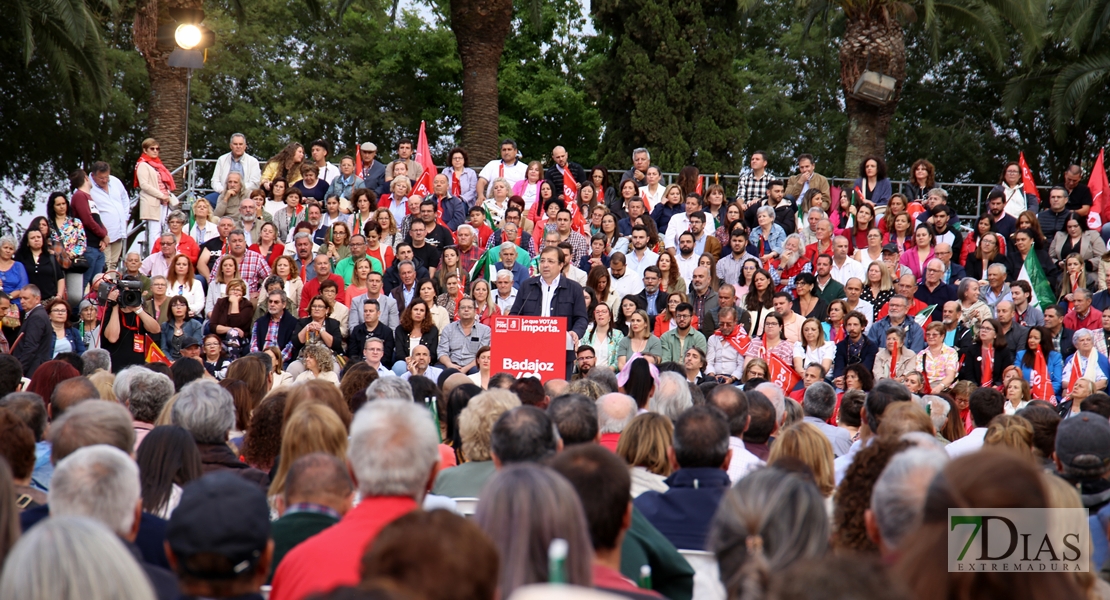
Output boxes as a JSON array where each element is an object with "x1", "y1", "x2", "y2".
[{"x1": 948, "y1": 508, "x2": 1090, "y2": 573}]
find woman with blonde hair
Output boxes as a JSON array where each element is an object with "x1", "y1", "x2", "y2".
[
  {"x1": 793, "y1": 317, "x2": 834, "y2": 376},
  {"x1": 861, "y1": 260, "x2": 895, "y2": 314},
  {"x1": 616, "y1": 412, "x2": 674, "y2": 497},
  {"x1": 482, "y1": 178, "x2": 512, "y2": 228},
  {"x1": 88, "y1": 370, "x2": 117, "y2": 401},
  {"x1": 616, "y1": 309, "x2": 662, "y2": 369},
  {"x1": 294, "y1": 343, "x2": 339, "y2": 385},
  {"x1": 1059, "y1": 253, "x2": 1090, "y2": 310},
  {"x1": 741, "y1": 358, "x2": 769, "y2": 383},
  {"x1": 272, "y1": 255, "x2": 303, "y2": 317},
  {"x1": 983, "y1": 414, "x2": 1035, "y2": 460},
  {"x1": 267, "y1": 403, "x2": 350, "y2": 502},
  {"x1": 261, "y1": 142, "x2": 305, "y2": 191},
  {"x1": 768, "y1": 422, "x2": 836, "y2": 498}
]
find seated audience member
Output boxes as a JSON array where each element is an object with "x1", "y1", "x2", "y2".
[
  {"x1": 741, "y1": 392, "x2": 776, "y2": 461},
  {"x1": 165, "y1": 472, "x2": 273, "y2": 600},
  {"x1": 270, "y1": 401, "x2": 440, "y2": 600},
  {"x1": 706, "y1": 385, "x2": 764, "y2": 483},
  {"x1": 269, "y1": 453, "x2": 355, "y2": 581},
  {"x1": 802, "y1": 382, "x2": 853, "y2": 458},
  {"x1": 48, "y1": 445, "x2": 180, "y2": 600},
  {"x1": 171, "y1": 379, "x2": 270, "y2": 489},
  {"x1": 134, "y1": 425, "x2": 203, "y2": 519},
  {"x1": 114, "y1": 366, "x2": 175, "y2": 450},
  {"x1": 634, "y1": 405, "x2": 732, "y2": 550},
  {"x1": 946, "y1": 387, "x2": 1006, "y2": 458},
  {"x1": 596, "y1": 393, "x2": 638, "y2": 452},
  {"x1": 359, "y1": 509, "x2": 499, "y2": 600},
  {"x1": 490, "y1": 405, "x2": 561, "y2": 466},
  {"x1": 432, "y1": 389, "x2": 520, "y2": 498},
  {"x1": 551, "y1": 445, "x2": 665, "y2": 598},
  {"x1": 0, "y1": 392, "x2": 51, "y2": 491},
  {"x1": 617, "y1": 412, "x2": 675, "y2": 498},
  {"x1": 867, "y1": 447, "x2": 949, "y2": 560},
  {"x1": 0, "y1": 407, "x2": 46, "y2": 509},
  {"x1": 547, "y1": 394, "x2": 600, "y2": 446},
  {"x1": 1054, "y1": 412, "x2": 1110, "y2": 510},
  {"x1": 708, "y1": 467, "x2": 829, "y2": 600},
  {"x1": 474, "y1": 464, "x2": 594, "y2": 596}
]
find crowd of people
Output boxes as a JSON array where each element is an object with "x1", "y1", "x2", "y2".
[{"x1": 0, "y1": 135, "x2": 1109, "y2": 599}]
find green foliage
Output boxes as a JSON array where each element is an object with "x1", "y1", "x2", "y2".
[
  {"x1": 588, "y1": 0, "x2": 749, "y2": 174},
  {"x1": 188, "y1": 0, "x2": 462, "y2": 168},
  {"x1": 496, "y1": 0, "x2": 600, "y2": 168}
]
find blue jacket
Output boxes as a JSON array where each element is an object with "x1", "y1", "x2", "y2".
[
  {"x1": 161, "y1": 319, "x2": 204, "y2": 361},
  {"x1": 58, "y1": 327, "x2": 87, "y2": 356},
  {"x1": 495, "y1": 261, "x2": 532, "y2": 291},
  {"x1": 867, "y1": 316, "x2": 926, "y2": 353},
  {"x1": 633, "y1": 467, "x2": 731, "y2": 551},
  {"x1": 1014, "y1": 350, "x2": 1064, "y2": 398},
  {"x1": 853, "y1": 177, "x2": 892, "y2": 206},
  {"x1": 427, "y1": 194, "x2": 467, "y2": 231},
  {"x1": 650, "y1": 202, "x2": 683, "y2": 233},
  {"x1": 360, "y1": 160, "x2": 388, "y2": 196}
]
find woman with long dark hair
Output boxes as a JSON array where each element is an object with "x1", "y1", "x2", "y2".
[
  {"x1": 1014, "y1": 325, "x2": 1063, "y2": 400},
  {"x1": 958, "y1": 318, "x2": 1012, "y2": 388},
  {"x1": 15, "y1": 223, "x2": 63, "y2": 300},
  {"x1": 744, "y1": 268, "x2": 775, "y2": 336},
  {"x1": 135, "y1": 425, "x2": 203, "y2": 518},
  {"x1": 906, "y1": 159, "x2": 936, "y2": 203},
  {"x1": 261, "y1": 142, "x2": 305, "y2": 192}
]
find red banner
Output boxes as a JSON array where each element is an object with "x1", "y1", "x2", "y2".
[
  {"x1": 1018, "y1": 152, "x2": 1040, "y2": 201},
  {"x1": 767, "y1": 353, "x2": 800, "y2": 393},
  {"x1": 490, "y1": 316, "x2": 567, "y2": 382},
  {"x1": 411, "y1": 121, "x2": 436, "y2": 199},
  {"x1": 1031, "y1": 348, "x2": 1054, "y2": 402},
  {"x1": 563, "y1": 168, "x2": 578, "y2": 203},
  {"x1": 1090, "y1": 148, "x2": 1109, "y2": 225}
]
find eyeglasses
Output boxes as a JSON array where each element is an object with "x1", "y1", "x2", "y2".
[{"x1": 149, "y1": 147, "x2": 160, "y2": 150}]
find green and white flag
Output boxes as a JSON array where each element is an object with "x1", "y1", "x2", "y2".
[
  {"x1": 1019, "y1": 251, "x2": 1056, "y2": 311},
  {"x1": 914, "y1": 304, "x2": 937, "y2": 328}
]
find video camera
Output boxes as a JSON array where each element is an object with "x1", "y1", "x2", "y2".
[{"x1": 98, "y1": 277, "x2": 144, "y2": 308}]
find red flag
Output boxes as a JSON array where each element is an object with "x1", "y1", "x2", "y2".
[
  {"x1": 410, "y1": 121, "x2": 436, "y2": 199},
  {"x1": 145, "y1": 335, "x2": 172, "y2": 366},
  {"x1": 695, "y1": 176, "x2": 704, "y2": 196},
  {"x1": 1091, "y1": 149, "x2": 1110, "y2": 225},
  {"x1": 767, "y1": 353, "x2": 800, "y2": 393},
  {"x1": 562, "y1": 168, "x2": 578, "y2": 204},
  {"x1": 1018, "y1": 152, "x2": 1040, "y2": 200},
  {"x1": 355, "y1": 142, "x2": 364, "y2": 178},
  {"x1": 1030, "y1": 348, "x2": 1054, "y2": 403}
]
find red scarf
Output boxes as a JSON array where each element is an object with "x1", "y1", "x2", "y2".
[
  {"x1": 981, "y1": 346, "x2": 994, "y2": 387},
  {"x1": 828, "y1": 323, "x2": 845, "y2": 344},
  {"x1": 451, "y1": 170, "x2": 462, "y2": 197},
  {"x1": 135, "y1": 153, "x2": 176, "y2": 192},
  {"x1": 1068, "y1": 352, "x2": 1086, "y2": 395},
  {"x1": 890, "y1": 345, "x2": 899, "y2": 380},
  {"x1": 716, "y1": 325, "x2": 752, "y2": 355}
]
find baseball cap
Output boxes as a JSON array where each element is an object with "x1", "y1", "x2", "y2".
[
  {"x1": 78, "y1": 299, "x2": 93, "y2": 312},
  {"x1": 181, "y1": 336, "x2": 201, "y2": 349},
  {"x1": 167, "y1": 472, "x2": 271, "y2": 578},
  {"x1": 881, "y1": 243, "x2": 900, "y2": 254},
  {"x1": 1055, "y1": 412, "x2": 1110, "y2": 472},
  {"x1": 360, "y1": 142, "x2": 378, "y2": 152}
]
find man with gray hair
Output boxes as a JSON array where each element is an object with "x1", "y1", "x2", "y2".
[
  {"x1": 115, "y1": 367, "x2": 174, "y2": 450},
  {"x1": 494, "y1": 242, "x2": 530, "y2": 290},
  {"x1": 140, "y1": 232, "x2": 179, "y2": 278},
  {"x1": 493, "y1": 268, "x2": 517, "y2": 314},
  {"x1": 980, "y1": 263, "x2": 1012, "y2": 311},
  {"x1": 49, "y1": 445, "x2": 180, "y2": 600},
  {"x1": 81, "y1": 348, "x2": 112, "y2": 375},
  {"x1": 1065, "y1": 287, "x2": 1103, "y2": 331},
  {"x1": 270, "y1": 400, "x2": 441, "y2": 600},
  {"x1": 596, "y1": 393, "x2": 637, "y2": 452},
  {"x1": 210, "y1": 133, "x2": 261, "y2": 194},
  {"x1": 755, "y1": 381, "x2": 786, "y2": 426},
  {"x1": 651, "y1": 372, "x2": 693, "y2": 422},
  {"x1": 172, "y1": 380, "x2": 268, "y2": 489},
  {"x1": 802, "y1": 382, "x2": 852, "y2": 457},
  {"x1": 13, "y1": 284, "x2": 51, "y2": 377},
  {"x1": 866, "y1": 447, "x2": 948, "y2": 558},
  {"x1": 547, "y1": 394, "x2": 599, "y2": 446},
  {"x1": 366, "y1": 376, "x2": 415, "y2": 402}
]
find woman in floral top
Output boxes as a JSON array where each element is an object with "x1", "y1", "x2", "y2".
[
  {"x1": 582, "y1": 303, "x2": 624, "y2": 372},
  {"x1": 48, "y1": 192, "x2": 87, "y2": 265},
  {"x1": 918, "y1": 322, "x2": 960, "y2": 392}
]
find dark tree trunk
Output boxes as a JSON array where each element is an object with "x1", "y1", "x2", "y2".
[
  {"x1": 839, "y1": 15, "x2": 905, "y2": 178},
  {"x1": 134, "y1": 0, "x2": 195, "y2": 185},
  {"x1": 450, "y1": 0, "x2": 513, "y2": 165}
]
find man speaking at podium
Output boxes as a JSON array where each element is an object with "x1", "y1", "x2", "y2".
[{"x1": 510, "y1": 245, "x2": 589, "y2": 378}]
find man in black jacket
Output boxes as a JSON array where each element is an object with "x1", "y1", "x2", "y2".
[
  {"x1": 544, "y1": 146, "x2": 587, "y2": 205},
  {"x1": 250, "y1": 290, "x2": 300, "y2": 367},
  {"x1": 13, "y1": 284, "x2": 52, "y2": 378},
  {"x1": 347, "y1": 299, "x2": 395, "y2": 366},
  {"x1": 510, "y1": 246, "x2": 589, "y2": 378}
]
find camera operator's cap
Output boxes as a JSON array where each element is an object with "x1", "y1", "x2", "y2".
[
  {"x1": 168, "y1": 472, "x2": 270, "y2": 579},
  {"x1": 881, "y1": 243, "x2": 900, "y2": 255},
  {"x1": 1055, "y1": 411, "x2": 1110, "y2": 471},
  {"x1": 181, "y1": 336, "x2": 201, "y2": 349},
  {"x1": 360, "y1": 142, "x2": 377, "y2": 152}
]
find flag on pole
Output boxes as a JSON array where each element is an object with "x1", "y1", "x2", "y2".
[
  {"x1": 1030, "y1": 348, "x2": 1055, "y2": 403},
  {"x1": 411, "y1": 121, "x2": 436, "y2": 199},
  {"x1": 1091, "y1": 149, "x2": 1110, "y2": 226},
  {"x1": 695, "y1": 175, "x2": 704, "y2": 196},
  {"x1": 914, "y1": 304, "x2": 937, "y2": 328},
  {"x1": 145, "y1": 335, "x2": 172, "y2": 365},
  {"x1": 1019, "y1": 248, "x2": 1057, "y2": 311},
  {"x1": 767, "y1": 353, "x2": 800, "y2": 393},
  {"x1": 1018, "y1": 152, "x2": 1040, "y2": 201}
]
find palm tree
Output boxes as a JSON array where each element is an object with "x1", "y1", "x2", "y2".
[
  {"x1": 9, "y1": 0, "x2": 117, "y2": 103},
  {"x1": 746, "y1": 0, "x2": 1041, "y2": 176},
  {"x1": 450, "y1": 0, "x2": 514, "y2": 165}
]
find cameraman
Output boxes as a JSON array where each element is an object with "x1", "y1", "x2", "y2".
[{"x1": 101, "y1": 285, "x2": 161, "y2": 372}]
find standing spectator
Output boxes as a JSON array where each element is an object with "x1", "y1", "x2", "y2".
[
  {"x1": 46, "y1": 192, "x2": 87, "y2": 306},
  {"x1": 358, "y1": 142, "x2": 388, "y2": 195},
  {"x1": 13, "y1": 285, "x2": 51, "y2": 377},
  {"x1": 68, "y1": 169, "x2": 108, "y2": 290},
  {"x1": 476, "y1": 139, "x2": 528, "y2": 205},
  {"x1": 15, "y1": 227, "x2": 64, "y2": 302},
  {"x1": 210, "y1": 133, "x2": 262, "y2": 194},
  {"x1": 88, "y1": 161, "x2": 131, "y2": 273},
  {"x1": 134, "y1": 138, "x2": 177, "y2": 242}
]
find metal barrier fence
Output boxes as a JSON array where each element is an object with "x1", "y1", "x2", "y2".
[{"x1": 155, "y1": 158, "x2": 1050, "y2": 252}]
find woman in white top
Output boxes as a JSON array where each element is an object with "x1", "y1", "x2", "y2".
[
  {"x1": 166, "y1": 253, "x2": 206, "y2": 317},
  {"x1": 853, "y1": 227, "x2": 884, "y2": 271},
  {"x1": 188, "y1": 198, "x2": 220, "y2": 246},
  {"x1": 205, "y1": 255, "x2": 239, "y2": 316},
  {"x1": 417, "y1": 279, "x2": 449, "y2": 332},
  {"x1": 293, "y1": 343, "x2": 341, "y2": 386},
  {"x1": 469, "y1": 346, "x2": 492, "y2": 389},
  {"x1": 638, "y1": 166, "x2": 665, "y2": 208},
  {"x1": 792, "y1": 317, "x2": 835, "y2": 376}
]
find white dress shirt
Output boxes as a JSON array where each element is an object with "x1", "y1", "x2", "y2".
[
  {"x1": 90, "y1": 175, "x2": 131, "y2": 243},
  {"x1": 540, "y1": 275, "x2": 561, "y2": 317},
  {"x1": 495, "y1": 289, "x2": 518, "y2": 314},
  {"x1": 830, "y1": 256, "x2": 866, "y2": 286},
  {"x1": 727, "y1": 436, "x2": 764, "y2": 484},
  {"x1": 625, "y1": 249, "x2": 660, "y2": 277},
  {"x1": 675, "y1": 252, "x2": 699, "y2": 283},
  {"x1": 610, "y1": 270, "x2": 645, "y2": 298}
]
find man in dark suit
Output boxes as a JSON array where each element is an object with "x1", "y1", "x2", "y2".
[
  {"x1": 13, "y1": 285, "x2": 52, "y2": 378},
  {"x1": 347, "y1": 298, "x2": 395, "y2": 366},
  {"x1": 510, "y1": 246, "x2": 589, "y2": 377},
  {"x1": 636, "y1": 266, "x2": 668, "y2": 321},
  {"x1": 1045, "y1": 305, "x2": 1075, "y2": 359},
  {"x1": 358, "y1": 142, "x2": 389, "y2": 195},
  {"x1": 250, "y1": 290, "x2": 300, "y2": 367},
  {"x1": 544, "y1": 146, "x2": 588, "y2": 205}
]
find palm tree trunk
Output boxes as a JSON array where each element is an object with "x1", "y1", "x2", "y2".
[
  {"x1": 839, "y1": 15, "x2": 905, "y2": 178},
  {"x1": 134, "y1": 0, "x2": 196, "y2": 185},
  {"x1": 450, "y1": 0, "x2": 513, "y2": 165}
]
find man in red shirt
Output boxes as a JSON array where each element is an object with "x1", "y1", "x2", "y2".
[
  {"x1": 300, "y1": 254, "x2": 347, "y2": 317},
  {"x1": 551, "y1": 445, "x2": 663, "y2": 598},
  {"x1": 1064, "y1": 288, "x2": 1103, "y2": 331},
  {"x1": 269, "y1": 400, "x2": 441, "y2": 600},
  {"x1": 597, "y1": 393, "x2": 637, "y2": 452}
]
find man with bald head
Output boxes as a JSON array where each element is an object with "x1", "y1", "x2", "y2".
[
  {"x1": 915, "y1": 258, "x2": 957, "y2": 307},
  {"x1": 425, "y1": 173, "x2": 466, "y2": 231},
  {"x1": 596, "y1": 393, "x2": 637, "y2": 452},
  {"x1": 940, "y1": 300, "x2": 975, "y2": 353},
  {"x1": 877, "y1": 273, "x2": 926, "y2": 320},
  {"x1": 545, "y1": 146, "x2": 586, "y2": 205}
]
